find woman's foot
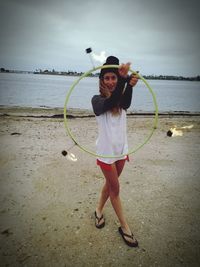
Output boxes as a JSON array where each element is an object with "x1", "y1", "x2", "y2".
[
  {"x1": 118, "y1": 226, "x2": 138, "y2": 247},
  {"x1": 94, "y1": 210, "x2": 105, "y2": 229}
]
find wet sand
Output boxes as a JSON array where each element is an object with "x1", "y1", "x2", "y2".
[{"x1": 0, "y1": 108, "x2": 200, "y2": 267}]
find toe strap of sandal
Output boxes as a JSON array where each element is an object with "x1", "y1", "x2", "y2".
[
  {"x1": 119, "y1": 227, "x2": 137, "y2": 242},
  {"x1": 95, "y1": 211, "x2": 103, "y2": 223},
  {"x1": 122, "y1": 231, "x2": 134, "y2": 239}
]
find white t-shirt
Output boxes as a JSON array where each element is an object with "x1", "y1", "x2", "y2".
[{"x1": 95, "y1": 109, "x2": 128, "y2": 164}]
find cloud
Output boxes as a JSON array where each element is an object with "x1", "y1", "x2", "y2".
[{"x1": 0, "y1": 0, "x2": 199, "y2": 75}]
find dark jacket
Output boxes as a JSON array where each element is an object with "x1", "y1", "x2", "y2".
[{"x1": 91, "y1": 76, "x2": 133, "y2": 116}]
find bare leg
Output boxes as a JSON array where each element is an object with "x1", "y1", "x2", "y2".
[
  {"x1": 101, "y1": 165, "x2": 128, "y2": 226},
  {"x1": 96, "y1": 160, "x2": 137, "y2": 244},
  {"x1": 115, "y1": 159, "x2": 126, "y2": 177},
  {"x1": 100, "y1": 164, "x2": 136, "y2": 244},
  {"x1": 96, "y1": 182, "x2": 109, "y2": 215},
  {"x1": 96, "y1": 159, "x2": 126, "y2": 215}
]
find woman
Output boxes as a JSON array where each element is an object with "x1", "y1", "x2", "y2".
[{"x1": 91, "y1": 56, "x2": 139, "y2": 247}]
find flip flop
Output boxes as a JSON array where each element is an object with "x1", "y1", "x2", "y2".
[
  {"x1": 94, "y1": 211, "x2": 105, "y2": 229},
  {"x1": 118, "y1": 227, "x2": 138, "y2": 247}
]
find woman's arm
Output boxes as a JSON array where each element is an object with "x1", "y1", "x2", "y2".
[
  {"x1": 120, "y1": 84, "x2": 133, "y2": 109},
  {"x1": 120, "y1": 74, "x2": 138, "y2": 110},
  {"x1": 91, "y1": 76, "x2": 126, "y2": 116},
  {"x1": 91, "y1": 63, "x2": 131, "y2": 116}
]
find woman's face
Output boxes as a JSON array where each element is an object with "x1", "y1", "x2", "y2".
[{"x1": 103, "y1": 72, "x2": 118, "y2": 92}]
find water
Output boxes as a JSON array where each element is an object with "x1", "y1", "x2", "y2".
[{"x1": 0, "y1": 72, "x2": 200, "y2": 112}]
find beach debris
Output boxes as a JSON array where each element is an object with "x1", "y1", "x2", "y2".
[
  {"x1": 74, "y1": 208, "x2": 79, "y2": 211},
  {"x1": 17, "y1": 253, "x2": 31, "y2": 264},
  {"x1": 1, "y1": 228, "x2": 13, "y2": 236},
  {"x1": 167, "y1": 124, "x2": 194, "y2": 137},
  {"x1": 11, "y1": 132, "x2": 21, "y2": 136}
]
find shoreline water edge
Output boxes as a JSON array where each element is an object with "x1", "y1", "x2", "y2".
[{"x1": 0, "y1": 106, "x2": 200, "y2": 119}]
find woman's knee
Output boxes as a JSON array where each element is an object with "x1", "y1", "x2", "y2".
[
  {"x1": 109, "y1": 183, "x2": 120, "y2": 198},
  {"x1": 101, "y1": 166, "x2": 119, "y2": 197},
  {"x1": 103, "y1": 182, "x2": 109, "y2": 195}
]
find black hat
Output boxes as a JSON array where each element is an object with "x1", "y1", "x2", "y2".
[{"x1": 99, "y1": 56, "x2": 119, "y2": 79}]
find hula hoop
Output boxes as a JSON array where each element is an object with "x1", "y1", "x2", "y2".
[{"x1": 64, "y1": 65, "x2": 158, "y2": 158}]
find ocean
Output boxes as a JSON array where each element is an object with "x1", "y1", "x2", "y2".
[{"x1": 0, "y1": 72, "x2": 200, "y2": 112}]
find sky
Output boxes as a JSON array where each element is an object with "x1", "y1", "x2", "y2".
[{"x1": 0, "y1": 0, "x2": 200, "y2": 76}]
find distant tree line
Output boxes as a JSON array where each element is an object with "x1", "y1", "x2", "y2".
[
  {"x1": 1, "y1": 67, "x2": 200, "y2": 81},
  {"x1": 33, "y1": 69, "x2": 98, "y2": 77},
  {"x1": 0, "y1": 68, "x2": 10, "y2": 73},
  {"x1": 143, "y1": 74, "x2": 200, "y2": 81}
]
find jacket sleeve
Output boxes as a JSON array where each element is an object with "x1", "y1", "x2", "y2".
[
  {"x1": 91, "y1": 77, "x2": 126, "y2": 116},
  {"x1": 119, "y1": 84, "x2": 133, "y2": 109}
]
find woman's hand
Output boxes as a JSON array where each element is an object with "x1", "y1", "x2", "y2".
[
  {"x1": 99, "y1": 79, "x2": 111, "y2": 98},
  {"x1": 118, "y1": 62, "x2": 131, "y2": 78},
  {"x1": 129, "y1": 74, "x2": 138, "y2": 87}
]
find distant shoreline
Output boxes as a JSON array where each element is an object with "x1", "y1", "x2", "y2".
[
  {"x1": 1, "y1": 69, "x2": 200, "y2": 81},
  {"x1": 0, "y1": 106, "x2": 200, "y2": 118}
]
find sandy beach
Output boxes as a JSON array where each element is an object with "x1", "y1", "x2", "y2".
[{"x1": 0, "y1": 107, "x2": 200, "y2": 267}]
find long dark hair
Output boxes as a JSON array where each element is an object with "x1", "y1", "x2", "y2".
[{"x1": 99, "y1": 78, "x2": 121, "y2": 116}]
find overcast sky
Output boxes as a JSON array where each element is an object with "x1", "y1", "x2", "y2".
[{"x1": 0, "y1": 0, "x2": 200, "y2": 76}]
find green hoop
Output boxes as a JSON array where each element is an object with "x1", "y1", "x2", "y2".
[{"x1": 64, "y1": 65, "x2": 158, "y2": 158}]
